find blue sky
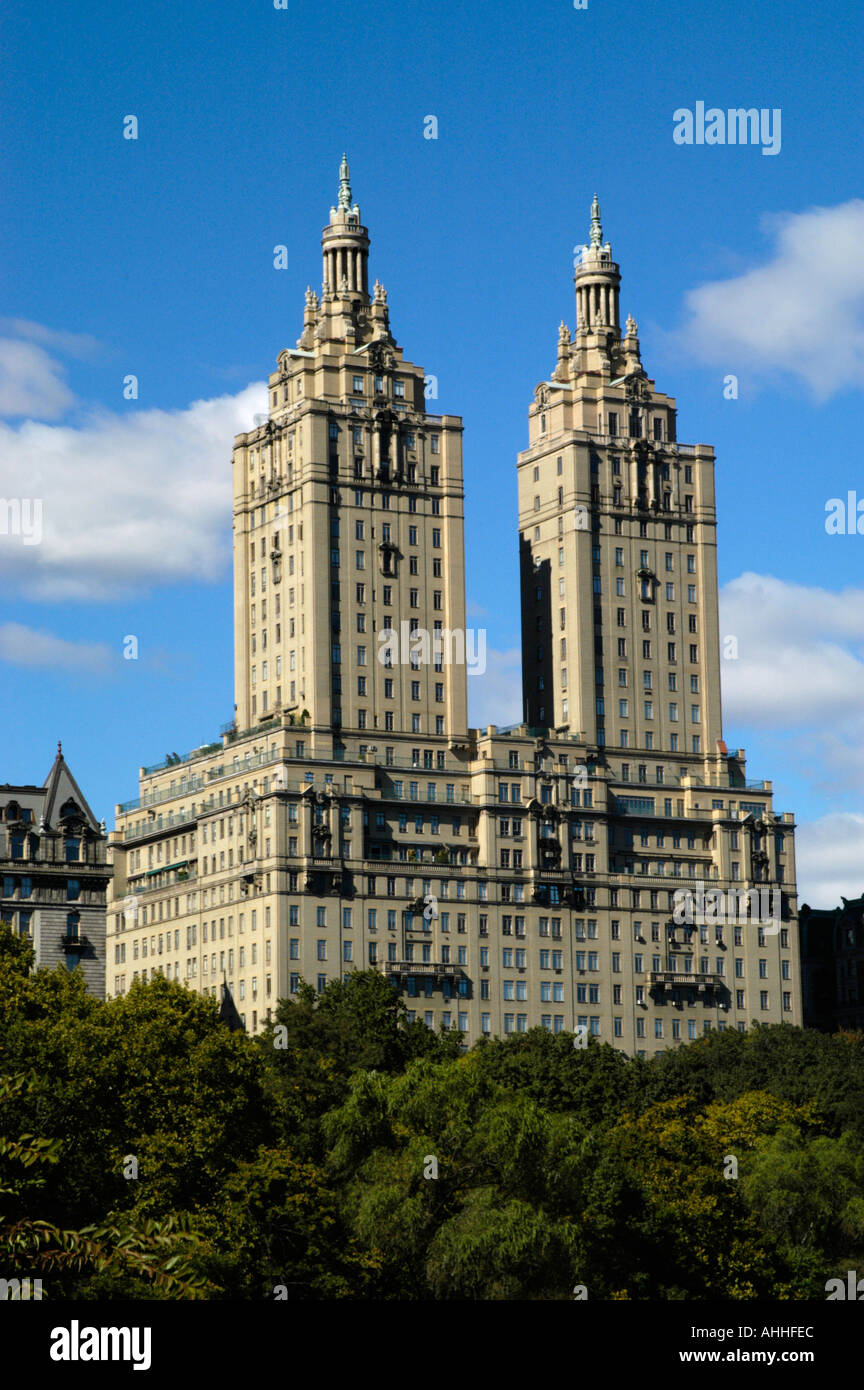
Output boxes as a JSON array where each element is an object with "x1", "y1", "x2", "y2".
[{"x1": 1, "y1": 0, "x2": 863, "y2": 904}]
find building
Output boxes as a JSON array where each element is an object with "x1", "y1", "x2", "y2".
[
  {"x1": 1, "y1": 744, "x2": 109, "y2": 997},
  {"x1": 106, "y1": 163, "x2": 801, "y2": 1053},
  {"x1": 799, "y1": 895, "x2": 864, "y2": 1032}
]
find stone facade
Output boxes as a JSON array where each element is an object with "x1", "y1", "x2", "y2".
[
  {"x1": 106, "y1": 168, "x2": 802, "y2": 1054},
  {"x1": 0, "y1": 745, "x2": 109, "y2": 998}
]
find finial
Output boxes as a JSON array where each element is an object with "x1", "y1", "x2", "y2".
[
  {"x1": 337, "y1": 153, "x2": 352, "y2": 211},
  {"x1": 590, "y1": 193, "x2": 603, "y2": 249},
  {"x1": 626, "y1": 313, "x2": 638, "y2": 337},
  {"x1": 57, "y1": 740, "x2": 62, "y2": 757}
]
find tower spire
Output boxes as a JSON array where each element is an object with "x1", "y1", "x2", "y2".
[
  {"x1": 573, "y1": 191, "x2": 620, "y2": 341},
  {"x1": 337, "y1": 153, "x2": 352, "y2": 211},
  {"x1": 590, "y1": 193, "x2": 603, "y2": 249}
]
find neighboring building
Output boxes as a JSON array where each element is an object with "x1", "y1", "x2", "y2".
[
  {"x1": 0, "y1": 744, "x2": 109, "y2": 998},
  {"x1": 106, "y1": 164, "x2": 801, "y2": 1053},
  {"x1": 799, "y1": 895, "x2": 864, "y2": 1032}
]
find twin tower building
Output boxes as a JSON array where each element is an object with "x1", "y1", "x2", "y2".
[{"x1": 108, "y1": 160, "x2": 801, "y2": 1052}]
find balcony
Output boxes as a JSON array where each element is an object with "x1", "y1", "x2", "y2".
[
  {"x1": 121, "y1": 745, "x2": 290, "y2": 813},
  {"x1": 613, "y1": 798, "x2": 718, "y2": 822},
  {"x1": 60, "y1": 933, "x2": 88, "y2": 955},
  {"x1": 649, "y1": 970, "x2": 725, "y2": 992},
  {"x1": 384, "y1": 961, "x2": 463, "y2": 979},
  {"x1": 123, "y1": 809, "x2": 197, "y2": 842},
  {"x1": 126, "y1": 865, "x2": 197, "y2": 895},
  {"x1": 378, "y1": 784, "x2": 474, "y2": 805}
]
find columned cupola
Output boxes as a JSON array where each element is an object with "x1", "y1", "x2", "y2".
[
  {"x1": 574, "y1": 194, "x2": 621, "y2": 337},
  {"x1": 321, "y1": 154, "x2": 370, "y2": 302}
]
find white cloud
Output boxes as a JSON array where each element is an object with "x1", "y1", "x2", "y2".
[
  {"x1": 795, "y1": 813, "x2": 864, "y2": 908},
  {"x1": 0, "y1": 622, "x2": 113, "y2": 676},
  {"x1": 0, "y1": 338, "x2": 77, "y2": 419},
  {"x1": 468, "y1": 646, "x2": 522, "y2": 729},
  {"x1": 720, "y1": 572, "x2": 864, "y2": 795},
  {"x1": 720, "y1": 572, "x2": 864, "y2": 726},
  {"x1": 679, "y1": 199, "x2": 864, "y2": 398},
  {"x1": 0, "y1": 319, "x2": 102, "y2": 360},
  {"x1": 0, "y1": 383, "x2": 268, "y2": 599}
]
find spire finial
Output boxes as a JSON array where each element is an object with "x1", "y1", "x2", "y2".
[
  {"x1": 337, "y1": 153, "x2": 352, "y2": 211},
  {"x1": 590, "y1": 193, "x2": 603, "y2": 249},
  {"x1": 57, "y1": 739, "x2": 62, "y2": 757}
]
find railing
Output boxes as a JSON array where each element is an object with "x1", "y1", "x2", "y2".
[
  {"x1": 362, "y1": 851, "x2": 475, "y2": 868},
  {"x1": 125, "y1": 870, "x2": 198, "y2": 895},
  {"x1": 376, "y1": 756, "x2": 469, "y2": 773},
  {"x1": 123, "y1": 809, "x2": 197, "y2": 841},
  {"x1": 142, "y1": 744, "x2": 222, "y2": 776},
  {"x1": 120, "y1": 748, "x2": 293, "y2": 815},
  {"x1": 649, "y1": 970, "x2": 725, "y2": 989},
  {"x1": 380, "y1": 786, "x2": 474, "y2": 805},
  {"x1": 609, "y1": 868, "x2": 714, "y2": 884},
  {"x1": 224, "y1": 719, "x2": 282, "y2": 743},
  {"x1": 613, "y1": 801, "x2": 729, "y2": 820},
  {"x1": 122, "y1": 752, "x2": 477, "y2": 816},
  {"x1": 384, "y1": 961, "x2": 463, "y2": 978},
  {"x1": 119, "y1": 777, "x2": 208, "y2": 814}
]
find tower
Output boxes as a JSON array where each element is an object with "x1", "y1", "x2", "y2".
[
  {"x1": 232, "y1": 158, "x2": 469, "y2": 753},
  {"x1": 519, "y1": 195, "x2": 722, "y2": 772}
]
